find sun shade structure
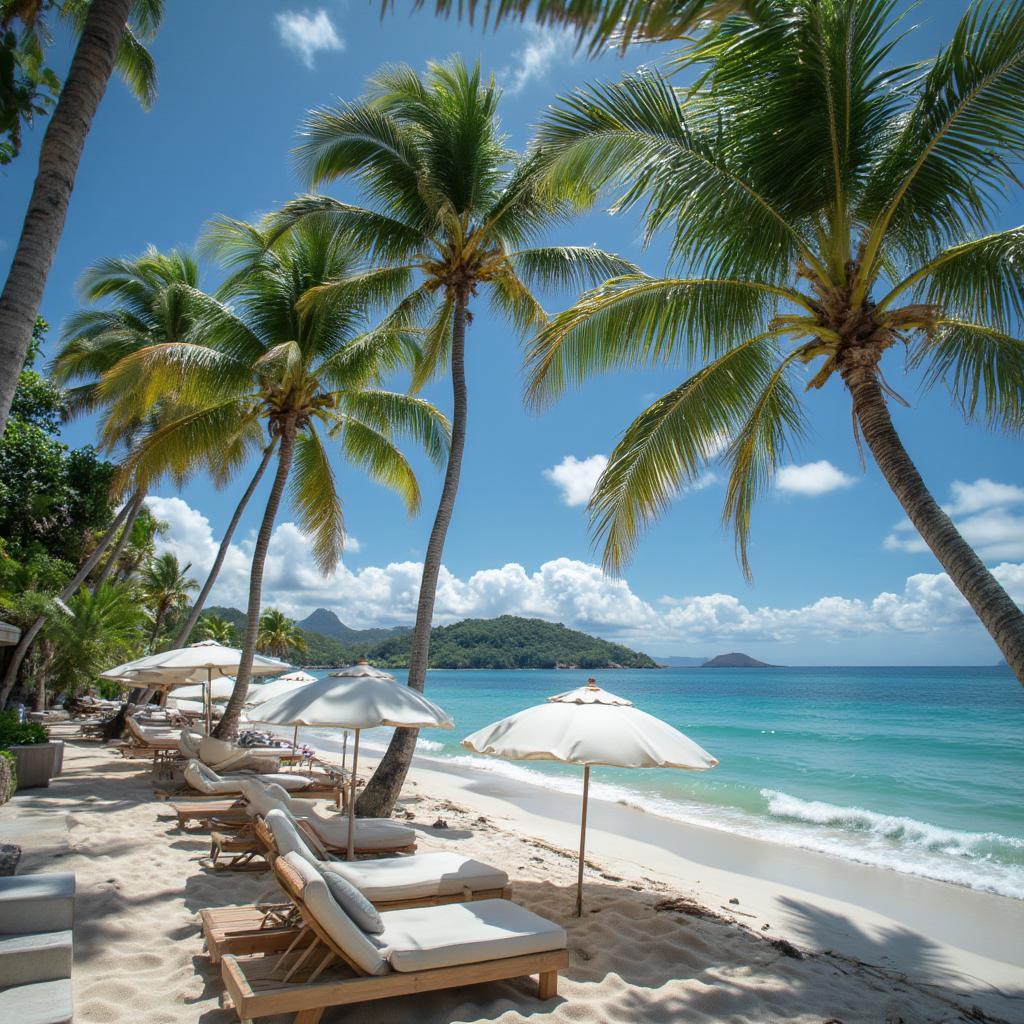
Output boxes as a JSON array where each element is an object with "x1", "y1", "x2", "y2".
[
  {"x1": 462, "y1": 678, "x2": 718, "y2": 915},
  {"x1": 101, "y1": 639, "x2": 290, "y2": 732},
  {"x1": 172, "y1": 678, "x2": 237, "y2": 702},
  {"x1": 328, "y1": 658, "x2": 395, "y2": 680},
  {"x1": 246, "y1": 671, "x2": 320, "y2": 763},
  {"x1": 253, "y1": 675, "x2": 454, "y2": 858}
]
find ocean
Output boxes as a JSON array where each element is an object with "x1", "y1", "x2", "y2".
[{"x1": 295, "y1": 666, "x2": 1024, "y2": 901}]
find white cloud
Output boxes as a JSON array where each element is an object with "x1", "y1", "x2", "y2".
[
  {"x1": 147, "y1": 495, "x2": 1023, "y2": 650},
  {"x1": 543, "y1": 454, "x2": 608, "y2": 507},
  {"x1": 501, "y1": 25, "x2": 575, "y2": 94},
  {"x1": 776, "y1": 460, "x2": 857, "y2": 497},
  {"x1": 274, "y1": 9, "x2": 343, "y2": 68},
  {"x1": 885, "y1": 478, "x2": 1024, "y2": 559}
]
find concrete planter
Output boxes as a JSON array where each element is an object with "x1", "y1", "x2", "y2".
[
  {"x1": 48, "y1": 740, "x2": 64, "y2": 777},
  {"x1": 10, "y1": 744, "x2": 56, "y2": 790}
]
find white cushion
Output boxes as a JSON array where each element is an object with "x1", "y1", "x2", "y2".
[
  {"x1": 198, "y1": 735, "x2": 236, "y2": 765},
  {"x1": 327, "y1": 852, "x2": 508, "y2": 904},
  {"x1": 283, "y1": 853, "x2": 389, "y2": 976},
  {"x1": 320, "y1": 867, "x2": 384, "y2": 934},
  {"x1": 265, "y1": 809, "x2": 319, "y2": 863},
  {"x1": 178, "y1": 730, "x2": 202, "y2": 757},
  {"x1": 184, "y1": 759, "x2": 225, "y2": 795},
  {"x1": 307, "y1": 814, "x2": 415, "y2": 851},
  {"x1": 379, "y1": 899, "x2": 566, "y2": 973}
]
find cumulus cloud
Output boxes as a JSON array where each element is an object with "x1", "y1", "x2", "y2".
[
  {"x1": 776, "y1": 460, "x2": 857, "y2": 496},
  {"x1": 885, "y1": 478, "x2": 1024, "y2": 559},
  {"x1": 501, "y1": 25, "x2": 575, "y2": 94},
  {"x1": 147, "y1": 495, "x2": 1023, "y2": 650},
  {"x1": 543, "y1": 454, "x2": 608, "y2": 507},
  {"x1": 274, "y1": 9, "x2": 343, "y2": 68}
]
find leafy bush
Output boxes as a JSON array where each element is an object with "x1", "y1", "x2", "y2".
[{"x1": 0, "y1": 709, "x2": 48, "y2": 748}]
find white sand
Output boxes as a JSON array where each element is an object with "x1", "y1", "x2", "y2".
[{"x1": 2, "y1": 741, "x2": 1021, "y2": 1024}]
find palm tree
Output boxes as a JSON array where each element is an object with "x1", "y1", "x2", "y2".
[
  {"x1": 407, "y1": 0, "x2": 745, "y2": 52},
  {"x1": 257, "y1": 608, "x2": 307, "y2": 659},
  {"x1": 526, "y1": 0, "x2": 1024, "y2": 681},
  {"x1": 139, "y1": 552, "x2": 196, "y2": 645},
  {"x1": 95, "y1": 215, "x2": 451, "y2": 737},
  {"x1": 197, "y1": 614, "x2": 238, "y2": 646},
  {"x1": 0, "y1": 0, "x2": 163, "y2": 431},
  {"x1": 51, "y1": 247, "x2": 281, "y2": 646},
  {"x1": 273, "y1": 56, "x2": 637, "y2": 815}
]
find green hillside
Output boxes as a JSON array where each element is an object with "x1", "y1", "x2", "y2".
[{"x1": 358, "y1": 615, "x2": 658, "y2": 670}]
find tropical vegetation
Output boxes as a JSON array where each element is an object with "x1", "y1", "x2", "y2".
[
  {"x1": 526, "y1": 0, "x2": 1024, "y2": 680},
  {"x1": 257, "y1": 608, "x2": 307, "y2": 659}
]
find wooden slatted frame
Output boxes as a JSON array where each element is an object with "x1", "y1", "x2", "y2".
[{"x1": 219, "y1": 857, "x2": 566, "y2": 1022}]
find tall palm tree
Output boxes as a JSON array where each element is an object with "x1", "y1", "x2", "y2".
[
  {"x1": 51, "y1": 247, "x2": 280, "y2": 646},
  {"x1": 95, "y1": 216, "x2": 451, "y2": 737},
  {"x1": 257, "y1": 608, "x2": 307, "y2": 659},
  {"x1": 526, "y1": 0, "x2": 1024, "y2": 681},
  {"x1": 0, "y1": 0, "x2": 163, "y2": 431},
  {"x1": 272, "y1": 56, "x2": 637, "y2": 815},
  {"x1": 139, "y1": 551, "x2": 196, "y2": 645}
]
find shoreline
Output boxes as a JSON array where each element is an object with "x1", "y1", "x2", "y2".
[{"x1": 311, "y1": 735, "x2": 1024, "y2": 1002}]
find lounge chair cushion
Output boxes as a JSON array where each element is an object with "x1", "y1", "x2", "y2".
[
  {"x1": 305, "y1": 814, "x2": 415, "y2": 852},
  {"x1": 184, "y1": 759, "x2": 224, "y2": 794},
  {"x1": 198, "y1": 735, "x2": 237, "y2": 765},
  {"x1": 243, "y1": 784, "x2": 318, "y2": 820},
  {"x1": 283, "y1": 853, "x2": 389, "y2": 976},
  {"x1": 328, "y1": 852, "x2": 508, "y2": 904},
  {"x1": 178, "y1": 729, "x2": 202, "y2": 758},
  {"x1": 265, "y1": 809, "x2": 319, "y2": 862},
  {"x1": 379, "y1": 898, "x2": 567, "y2": 973},
  {"x1": 320, "y1": 868, "x2": 384, "y2": 934}
]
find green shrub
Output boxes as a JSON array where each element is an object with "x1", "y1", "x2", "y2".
[{"x1": 0, "y1": 709, "x2": 48, "y2": 748}]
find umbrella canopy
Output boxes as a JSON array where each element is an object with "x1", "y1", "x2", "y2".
[
  {"x1": 276, "y1": 670, "x2": 319, "y2": 684},
  {"x1": 101, "y1": 640, "x2": 290, "y2": 732},
  {"x1": 244, "y1": 674, "x2": 316, "y2": 710},
  {"x1": 328, "y1": 658, "x2": 395, "y2": 680},
  {"x1": 172, "y1": 678, "x2": 237, "y2": 701},
  {"x1": 255, "y1": 675, "x2": 453, "y2": 858},
  {"x1": 462, "y1": 678, "x2": 717, "y2": 914}
]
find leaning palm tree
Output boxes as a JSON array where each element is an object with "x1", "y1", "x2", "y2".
[
  {"x1": 52, "y1": 246, "x2": 281, "y2": 646},
  {"x1": 0, "y1": 0, "x2": 163, "y2": 431},
  {"x1": 139, "y1": 552, "x2": 196, "y2": 645},
  {"x1": 273, "y1": 56, "x2": 637, "y2": 814},
  {"x1": 95, "y1": 215, "x2": 450, "y2": 737},
  {"x1": 526, "y1": 0, "x2": 1024, "y2": 681},
  {"x1": 257, "y1": 608, "x2": 307, "y2": 659}
]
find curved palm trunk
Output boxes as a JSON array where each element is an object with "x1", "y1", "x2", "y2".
[
  {"x1": 171, "y1": 441, "x2": 276, "y2": 648},
  {"x1": 843, "y1": 360, "x2": 1024, "y2": 682},
  {"x1": 0, "y1": 494, "x2": 134, "y2": 708},
  {"x1": 215, "y1": 422, "x2": 298, "y2": 739},
  {"x1": 92, "y1": 490, "x2": 145, "y2": 590},
  {"x1": 0, "y1": 0, "x2": 133, "y2": 432},
  {"x1": 358, "y1": 298, "x2": 469, "y2": 817}
]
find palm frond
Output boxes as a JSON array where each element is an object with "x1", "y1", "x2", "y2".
[
  {"x1": 290, "y1": 428, "x2": 345, "y2": 574},
  {"x1": 335, "y1": 417, "x2": 421, "y2": 515},
  {"x1": 339, "y1": 389, "x2": 451, "y2": 468},
  {"x1": 507, "y1": 246, "x2": 640, "y2": 292}
]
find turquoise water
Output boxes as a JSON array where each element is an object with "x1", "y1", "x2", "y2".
[{"x1": 305, "y1": 666, "x2": 1024, "y2": 899}]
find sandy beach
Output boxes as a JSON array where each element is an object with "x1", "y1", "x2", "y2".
[{"x1": 2, "y1": 739, "x2": 1022, "y2": 1024}]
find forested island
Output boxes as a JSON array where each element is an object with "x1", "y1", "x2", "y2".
[{"x1": 208, "y1": 608, "x2": 658, "y2": 670}]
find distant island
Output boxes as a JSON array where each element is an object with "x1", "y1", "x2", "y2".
[
  {"x1": 703, "y1": 652, "x2": 777, "y2": 668},
  {"x1": 206, "y1": 608, "x2": 658, "y2": 670}
]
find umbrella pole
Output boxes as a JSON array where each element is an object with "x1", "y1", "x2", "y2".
[
  {"x1": 347, "y1": 729, "x2": 360, "y2": 861},
  {"x1": 292, "y1": 724, "x2": 299, "y2": 769},
  {"x1": 576, "y1": 765, "x2": 591, "y2": 918},
  {"x1": 205, "y1": 668, "x2": 212, "y2": 735},
  {"x1": 342, "y1": 730, "x2": 348, "y2": 771}
]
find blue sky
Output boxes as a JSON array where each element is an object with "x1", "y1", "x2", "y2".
[{"x1": 3, "y1": 1, "x2": 1022, "y2": 665}]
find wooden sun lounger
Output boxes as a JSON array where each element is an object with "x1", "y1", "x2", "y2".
[
  {"x1": 218, "y1": 858, "x2": 566, "y2": 1022},
  {"x1": 170, "y1": 798, "x2": 250, "y2": 828}
]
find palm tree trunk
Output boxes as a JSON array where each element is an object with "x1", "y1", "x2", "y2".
[
  {"x1": 0, "y1": 493, "x2": 134, "y2": 708},
  {"x1": 0, "y1": 0, "x2": 133, "y2": 432},
  {"x1": 92, "y1": 490, "x2": 145, "y2": 589},
  {"x1": 358, "y1": 297, "x2": 470, "y2": 816},
  {"x1": 843, "y1": 359, "x2": 1024, "y2": 682},
  {"x1": 171, "y1": 441, "x2": 276, "y2": 648},
  {"x1": 215, "y1": 421, "x2": 298, "y2": 739}
]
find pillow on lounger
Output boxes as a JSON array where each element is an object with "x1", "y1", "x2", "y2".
[
  {"x1": 199, "y1": 735, "x2": 236, "y2": 766},
  {"x1": 282, "y1": 853, "x2": 389, "y2": 975},
  {"x1": 319, "y1": 866, "x2": 384, "y2": 934},
  {"x1": 265, "y1": 809, "x2": 318, "y2": 863}
]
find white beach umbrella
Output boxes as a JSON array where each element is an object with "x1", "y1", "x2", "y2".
[
  {"x1": 101, "y1": 640, "x2": 290, "y2": 732},
  {"x1": 172, "y1": 678, "x2": 237, "y2": 701},
  {"x1": 328, "y1": 658, "x2": 395, "y2": 680},
  {"x1": 246, "y1": 672, "x2": 321, "y2": 762},
  {"x1": 462, "y1": 677, "x2": 718, "y2": 915},
  {"x1": 254, "y1": 676, "x2": 453, "y2": 859}
]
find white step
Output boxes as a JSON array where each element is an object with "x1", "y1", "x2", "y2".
[
  {"x1": 0, "y1": 874, "x2": 75, "y2": 933},
  {"x1": 0, "y1": 929, "x2": 73, "y2": 987},
  {"x1": 0, "y1": 979, "x2": 73, "y2": 1024}
]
